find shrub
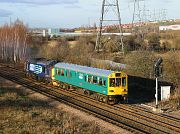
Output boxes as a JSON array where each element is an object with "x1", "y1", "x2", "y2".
[
  {"x1": 124, "y1": 51, "x2": 156, "y2": 78},
  {"x1": 146, "y1": 33, "x2": 161, "y2": 50}
]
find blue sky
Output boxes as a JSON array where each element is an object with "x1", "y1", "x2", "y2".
[{"x1": 0, "y1": 0, "x2": 179, "y2": 28}]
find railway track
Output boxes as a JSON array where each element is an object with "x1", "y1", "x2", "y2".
[{"x1": 0, "y1": 64, "x2": 180, "y2": 134}]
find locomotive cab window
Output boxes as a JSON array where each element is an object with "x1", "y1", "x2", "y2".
[
  {"x1": 42, "y1": 67, "x2": 45, "y2": 73},
  {"x1": 109, "y1": 78, "x2": 115, "y2": 87},
  {"x1": 115, "y1": 73, "x2": 121, "y2": 77},
  {"x1": 122, "y1": 77, "x2": 126, "y2": 86},
  {"x1": 116, "y1": 78, "x2": 121, "y2": 87}
]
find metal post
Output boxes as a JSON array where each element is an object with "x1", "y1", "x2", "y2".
[
  {"x1": 154, "y1": 57, "x2": 163, "y2": 109},
  {"x1": 155, "y1": 77, "x2": 158, "y2": 108}
]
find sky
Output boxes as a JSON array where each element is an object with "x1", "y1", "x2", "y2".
[{"x1": 0, "y1": 0, "x2": 179, "y2": 28}]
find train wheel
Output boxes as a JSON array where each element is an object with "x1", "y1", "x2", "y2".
[
  {"x1": 77, "y1": 88, "x2": 84, "y2": 94},
  {"x1": 108, "y1": 98, "x2": 116, "y2": 105},
  {"x1": 26, "y1": 73, "x2": 30, "y2": 78},
  {"x1": 123, "y1": 96, "x2": 128, "y2": 103},
  {"x1": 99, "y1": 95, "x2": 104, "y2": 102},
  {"x1": 102, "y1": 96, "x2": 108, "y2": 103},
  {"x1": 37, "y1": 77, "x2": 41, "y2": 82},
  {"x1": 45, "y1": 78, "x2": 49, "y2": 85},
  {"x1": 84, "y1": 90, "x2": 90, "y2": 96},
  {"x1": 93, "y1": 94, "x2": 99, "y2": 101}
]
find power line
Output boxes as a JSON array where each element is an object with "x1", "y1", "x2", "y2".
[{"x1": 131, "y1": 0, "x2": 145, "y2": 39}]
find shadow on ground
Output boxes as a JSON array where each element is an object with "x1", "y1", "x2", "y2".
[
  {"x1": 0, "y1": 87, "x2": 52, "y2": 110},
  {"x1": 128, "y1": 75, "x2": 174, "y2": 104}
]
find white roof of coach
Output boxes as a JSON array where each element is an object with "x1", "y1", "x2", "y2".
[{"x1": 55, "y1": 62, "x2": 114, "y2": 77}]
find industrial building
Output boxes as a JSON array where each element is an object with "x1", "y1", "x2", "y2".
[{"x1": 159, "y1": 24, "x2": 180, "y2": 31}]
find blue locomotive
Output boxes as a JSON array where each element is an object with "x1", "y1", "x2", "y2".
[{"x1": 25, "y1": 58, "x2": 57, "y2": 83}]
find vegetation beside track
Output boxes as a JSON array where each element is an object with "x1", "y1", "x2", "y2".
[
  {"x1": 0, "y1": 19, "x2": 179, "y2": 114},
  {"x1": 0, "y1": 64, "x2": 179, "y2": 134},
  {"x1": 0, "y1": 86, "x2": 112, "y2": 134}
]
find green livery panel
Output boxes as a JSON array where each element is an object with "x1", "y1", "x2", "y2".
[{"x1": 54, "y1": 67, "x2": 109, "y2": 95}]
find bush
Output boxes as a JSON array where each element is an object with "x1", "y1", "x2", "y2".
[
  {"x1": 146, "y1": 33, "x2": 161, "y2": 50},
  {"x1": 38, "y1": 41, "x2": 69, "y2": 61},
  {"x1": 124, "y1": 51, "x2": 156, "y2": 78},
  {"x1": 124, "y1": 35, "x2": 141, "y2": 52},
  {"x1": 162, "y1": 51, "x2": 180, "y2": 86}
]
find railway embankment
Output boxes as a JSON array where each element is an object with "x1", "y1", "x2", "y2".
[
  {"x1": 0, "y1": 76, "x2": 130, "y2": 134},
  {"x1": 0, "y1": 64, "x2": 180, "y2": 134}
]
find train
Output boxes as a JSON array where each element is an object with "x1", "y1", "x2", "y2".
[{"x1": 25, "y1": 58, "x2": 128, "y2": 104}]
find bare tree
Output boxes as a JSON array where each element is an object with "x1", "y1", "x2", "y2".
[{"x1": 0, "y1": 20, "x2": 28, "y2": 63}]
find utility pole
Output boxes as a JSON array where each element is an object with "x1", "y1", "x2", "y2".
[{"x1": 95, "y1": 0, "x2": 124, "y2": 54}]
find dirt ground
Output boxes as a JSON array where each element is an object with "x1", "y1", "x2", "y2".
[{"x1": 0, "y1": 77, "x2": 131, "y2": 134}]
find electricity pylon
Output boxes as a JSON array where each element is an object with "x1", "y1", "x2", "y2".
[
  {"x1": 131, "y1": 0, "x2": 144, "y2": 37},
  {"x1": 95, "y1": 0, "x2": 124, "y2": 54}
]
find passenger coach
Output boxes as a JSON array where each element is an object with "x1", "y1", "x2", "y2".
[{"x1": 51, "y1": 63, "x2": 128, "y2": 104}]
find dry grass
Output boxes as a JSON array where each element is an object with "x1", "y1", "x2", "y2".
[
  {"x1": 160, "y1": 87, "x2": 180, "y2": 111},
  {"x1": 160, "y1": 30, "x2": 180, "y2": 49},
  {"x1": 0, "y1": 87, "x2": 112, "y2": 134},
  {"x1": 167, "y1": 86, "x2": 180, "y2": 111}
]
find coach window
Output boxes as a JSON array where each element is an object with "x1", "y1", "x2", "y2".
[
  {"x1": 84, "y1": 76, "x2": 87, "y2": 82},
  {"x1": 98, "y1": 78, "x2": 103, "y2": 86},
  {"x1": 85, "y1": 75, "x2": 88, "y2": 82},
  {"x1": 61, "y1": 69, "x2": 64, "y2": 76},
  {"x1": 57, "y1": 69, "x2": 61, "y2": 76},
  {"x1": 91, "y1": 76, "x2": 93, "y2": 83},
  {"x1": 103, "y1": 80, "x2": 106, "y2": 86},
  {"x1": 93, "y1": 76, "x2": 97, "y2": 84},
  {"x1": 88, "y1": 75, "x2": 92, "y2": 83},
  {"x1": 67, "y1": 70, "x2": 72, "y2": 77},
  {"x1": 66, "y1": 71, "x2": 67, "y2": 77}
]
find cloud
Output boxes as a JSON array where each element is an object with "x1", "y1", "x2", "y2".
[
  {"x1": 0, "y1": 9, "x2": 12, "y2": 17},
  {"x1": 0, "y1": 0, "x2": 79, "y2": 5},
  {"x1": 125, "y1": 0, "x2": 171, "y2": 3},
  {"x1": 64, "y1": 4, "x2": 81, "y2": 9}
]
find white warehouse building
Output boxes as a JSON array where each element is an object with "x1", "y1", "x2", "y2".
[{"x1": 159, "y1": 24, "x2": 180, "y2": 31}]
